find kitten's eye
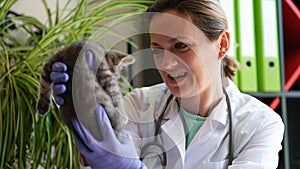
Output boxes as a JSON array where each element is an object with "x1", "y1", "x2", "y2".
[
  {"x1": 151, "y1": 48, "x2": 164, "y2": 56},
  {"x1": 175, "y1": 42, "x2": 188, "y2": 50}
]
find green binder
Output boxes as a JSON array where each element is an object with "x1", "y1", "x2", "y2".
[
  {"x1": 253, "y1": 0, "x2": 281, "y2": 92},
  {"x1": 235, "y1": 0, "x2": 258, "y2": 92}
]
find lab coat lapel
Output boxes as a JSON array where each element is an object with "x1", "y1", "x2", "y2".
[
  {"x1": 159, "y1": 99, "x2": 186, "y2": 166},
  {"x1": 188, "y1": 96, "x2": 228, "y2": 146}
]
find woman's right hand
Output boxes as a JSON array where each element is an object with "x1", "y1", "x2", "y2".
[
  {"x1": 50, "y1": 62, "x2": 69, "y2": 105},
  {"x1": 72, "y1": 104, "x2": 147, "y2": 169}
]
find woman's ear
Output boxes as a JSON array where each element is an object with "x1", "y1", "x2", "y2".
[{"x1": 218, "y1": 30, "x2": 230, "y2": 59}]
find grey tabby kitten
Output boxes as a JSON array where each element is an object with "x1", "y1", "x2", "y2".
[{"x1": 36, "y1": 41, "x2": 135, "y2": 142}]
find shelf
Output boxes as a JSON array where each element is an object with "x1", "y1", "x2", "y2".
[
  {"x1": 280, "y1": 1, "x2": 300, "y2": 169},
  {"x1": 246, "y1": 0, "x2": 300, "y2": 112},
  {"x1": 247, "y1": 91, "x2": 300, "y2": 111},
  {"x1": 247, "y1": 91, "x2": 300, "y2": 98},
  {"x1": 265, "y1": 0, "x2": 300, "y2": 112}
]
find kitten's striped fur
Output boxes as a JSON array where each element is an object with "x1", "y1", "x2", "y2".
[{"x1": 36, "y1": 41, "x2": 135, "y2": 142}]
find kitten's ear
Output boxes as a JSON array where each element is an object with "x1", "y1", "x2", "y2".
[
  {"x1": 118, "y1": 54, "x2": 135, "y2": 67},
  {"x1": 106, "y1": 50, "x2": 135, "y2": 67}
]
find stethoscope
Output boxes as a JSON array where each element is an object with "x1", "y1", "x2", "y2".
[{"x1": 139, "y1": 87, "x2": 234, "y2": 168}]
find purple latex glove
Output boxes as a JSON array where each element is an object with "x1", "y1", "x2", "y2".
[
  {"x1": 72, "y1": 105, "x2": 147, "y2": 169},
  {"x1": 50, "y1": 62, "x2": 69, "y2": 105},
  {"x1": 50, "y1": 50, "x2": 95, "y2": 105}
]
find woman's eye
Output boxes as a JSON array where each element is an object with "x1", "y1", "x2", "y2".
[
  {"x1": 151, "y1": 48, "x2": 164, "y2": 56},
  {"x1": 175, "y1": 42, "x2": 188, "y2": 50}
]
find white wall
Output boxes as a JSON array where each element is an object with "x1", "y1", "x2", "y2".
[{"x1": 11, "y1": 0, "x2": 77, "y2": 24}]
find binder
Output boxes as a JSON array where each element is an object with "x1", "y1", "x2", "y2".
[
  {"x1": 253, "y1": 0, "x2": 281, "y2": 92},
  {"x1": 219, "y1": 0, "x2": 239, "y2": 87},
  {"x1": 235, "y1": 0, "x2": 258, "y2": 92}
]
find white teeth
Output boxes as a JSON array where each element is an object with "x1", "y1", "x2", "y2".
[{"x1": 169, "y1": 72, "x2": 186, "y2": 78}]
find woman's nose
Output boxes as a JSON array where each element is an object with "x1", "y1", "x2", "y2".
[{"x1": 160, "y1": 51, "x2": 178, "y2": 70}]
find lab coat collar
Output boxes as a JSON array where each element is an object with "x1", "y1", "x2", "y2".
[
  {"x1": 151, "y1": 85, "x2": 186, "y2": 163},
  {"x1": 153, "y1": 85, "x2": 179, "y2": 121},
  {"x1": 153, "y1": 83, "x2": 231, "y2": 163},
  {"x1": 160, "y1": 108, "x2": 186, "y2": 166},
  {"x1": 208, "y1": 95, "x2": 228, "y2": 127},
  {"x1": 162, "y1": 96, "x2": 179, "y2": 120},
  {"x1": 153, "y1": 84, "x2": 229, "y2": 126},
  {"x1": 157, "y1": 94, "x2": 229, "y2": 163},
  {"x1": 187, "y1": 95, "x2": 228, "y2": 146}
]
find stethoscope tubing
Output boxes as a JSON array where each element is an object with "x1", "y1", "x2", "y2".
[
  {"x1": 139, "y1": 88, "x2": 234, "y2": 167},
  {"x1": 223, "y1": 87, "x2": 234, "y2": 165}
]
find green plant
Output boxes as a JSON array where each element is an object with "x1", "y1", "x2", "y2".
[{"x1": 0, "y1": 0, "x2": 153, "y2": 168}]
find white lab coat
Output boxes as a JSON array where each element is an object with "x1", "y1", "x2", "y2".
[{"x1": 123, "y1": 79, "x2": 284, "y2": 169}]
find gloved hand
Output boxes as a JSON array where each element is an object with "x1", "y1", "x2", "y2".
[
  {"x1": 50, "y1": 62, "x2": 69, "y2": 105},
  {"x1": 50, "y1": 50, "x2": 94, "y2": 105},
  {"x1": 72, "y1": 104, "x2": 147, "y2": 169}
]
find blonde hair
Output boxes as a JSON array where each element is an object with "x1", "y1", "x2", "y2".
[
  {"x1": 224, "y1": 55, "x2": 240, "y2": 80},
  {"x1": 147, "y1": 0, "x2": 240, "y2": 79}
]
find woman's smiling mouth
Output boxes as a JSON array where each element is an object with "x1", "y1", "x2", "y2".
[{"x1": 167, "y1": 72, "x2": 188, "y2": 85}]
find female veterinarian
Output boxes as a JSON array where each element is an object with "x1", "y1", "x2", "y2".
[{"x1": 50, "y1": 0, "x2": 284, "y2": 168}]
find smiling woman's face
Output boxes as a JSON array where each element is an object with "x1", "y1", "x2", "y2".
[{"x1": 149, "y1": 10, "x2": 221, "y2": 98}]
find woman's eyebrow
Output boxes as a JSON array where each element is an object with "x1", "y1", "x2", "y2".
[
  {"x1": 150, "y1": 36, "x2": 193, "y2": 47},
  {"x1": 169, "y1": 36, "x2": 192, "y2": 43},
  {"x1": 150, "y1": 42, "x2": 161, "y2": 47}
]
